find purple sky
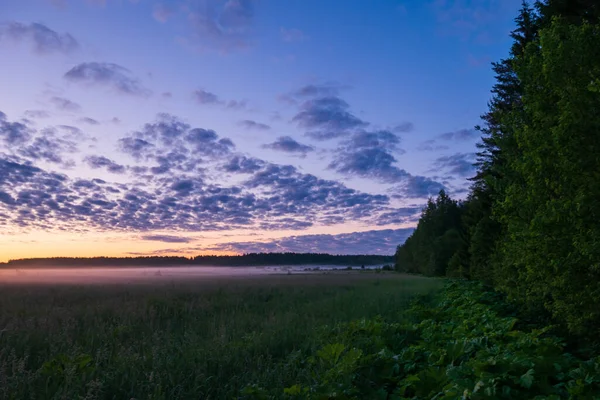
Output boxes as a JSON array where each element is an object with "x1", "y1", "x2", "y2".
[{"x1": 0, "y1": 0, "x2": 521, "y2": 260}]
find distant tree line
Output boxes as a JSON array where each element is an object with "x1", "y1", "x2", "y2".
[
  {"x1": 396, "y1": 0, "x2": 600, "y2": 341},
  {"x1": 2, "y1": 253, "x2": 393, "y2": 268}
]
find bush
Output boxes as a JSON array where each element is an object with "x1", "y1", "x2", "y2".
[{"x1": 242, "y1": 281, "x2": 600, "y2": 399}]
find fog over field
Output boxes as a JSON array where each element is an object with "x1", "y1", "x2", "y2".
[{"x1": 0, "y1": 265, "x2": 384, "y2": 284}]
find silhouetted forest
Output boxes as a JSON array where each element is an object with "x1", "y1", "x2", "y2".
[
  {"x1": 395, "y1": 0, "x2": 600, "y2": 341},
  {"x1": 2, "y1": 253, "x2": 393, "y2": 268}
]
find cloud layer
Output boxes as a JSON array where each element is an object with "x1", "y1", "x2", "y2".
[{"x1": 205, "y1": 228, "x2": 415, "y2": 255}]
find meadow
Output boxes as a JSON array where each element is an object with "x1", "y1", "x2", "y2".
[{"x1": 0, "y1": 272, "x2": 439, "y2": 399}]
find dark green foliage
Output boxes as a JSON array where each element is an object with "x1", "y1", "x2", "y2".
[
  {"x1": 394, "y1": 190, "x2": 464, "y2": 277},
  {"x1": 242, "y1": 281, "x2": 600, "y2": 399},
  {"x1": 394, "y1": 0, "x2": 600, "y2": 341},
  {"x1": 497, "y1": 18, "x2": 600, "y2": 337}
]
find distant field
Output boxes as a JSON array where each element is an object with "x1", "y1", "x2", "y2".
[{"x1": 0, "y1": 273, "x2": 440, "y2": 399}]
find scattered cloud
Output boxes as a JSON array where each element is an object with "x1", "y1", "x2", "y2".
[
  {"x1": 50, "y1": 96, "x2": 81, "y2": 112},
  {"x1": 141, "y1": 234, "x2": 192, "y2": 243},
  {"x1": 0, "y1": 111, "x2": 33, "y2": 146},
  {"x1": 438, "y1": 128, "x2": 478, "y2": 141},
  {"x1": 393, "y1": 175, "x2": 445, "y2": 199},
  {"x1": 79, "y1": 117, "x2": 99, "y2": 125},
  {"x1": 262, "y1": 136, "x2": 314, "y2": 156},
  {"x1": 417, "y1": 139, "x2": 450, "y2": 152},
  {"x1": 205, "y1": 228, "x2": 415, "y2": 255},
  {"x1": 431, "y1": 152, "x2": 476, "y2": 177},
  {"x1": 329, "y1": 128, "x2": 444, "y2": 198},
  {"x1": 417, "y1": 128, "x2": 477, "y2": 151},
  {"x1": 64, "y1": 62, "x2": 151, "y2": 96},
  {"x1": 0, "y1": 113, "x2": 87, "y2": 167},
  {"x1": 222, "y1": 155, "x2": 265, "y2": 174},
  {"x1": 193, "y1": 89, "x2": 248, "y2": 110},
  {"x1": 84, "y1": 155, "x2": 126, "y2": 174},
  {"x1": 293, "y1": 96, "x2": 367, "y2": 140},
  {"x1": 392, "y1": 122, "x2": 415, "y2": 133},
  {"x1": 279, "y1": 82, "x2": 346, "y2": 105},
  {"x1": 226, "y1": 99, "x2": 248, "y2": 110},
  {"x1": 239, "y1": 119, "x2": 270, "y2": 130},
  {"x1": 24, "y1": 110, "x2": 50, "y2": 119},
  {"x1": 193, "y1": 89, "x2": 221, "y2": 105},
  {"x1": 118, "y1": 113, "x2": 235, "y2": 173},
  {"x1": 0, "y1": 21, "x2": 78, "y2": 54}
]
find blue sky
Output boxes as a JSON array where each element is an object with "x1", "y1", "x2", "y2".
[{"x1": 0, "y1": 0, "x2": 522, "y2": 260}]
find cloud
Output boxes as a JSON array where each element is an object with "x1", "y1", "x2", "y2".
[
  {"x1": 0, "y1": 112, "x2": 402, "y2": 235},
  {"x1": 193, "y1": 89, "x2": 248, "y2": 110},
  {"x1": 185, "y1": 0, "x2": 255, "y2": 52},
  {"x1": 141, "y1": 234, "x2": 193, "y2": 243},
  {"x1": 417, "y1": 139, "x2": 450, "y2": 152},
  {"x1": 17, "y1": 132, "x2": 77, "y2": 165},
  {"x1": 375, "y1": 207, "x2": 422, "y2": 226},
  {"x1": 84, "y1": 155, "x2": 126, "y2": 174},
  {"x1": 0, "y1": 21, "x2": 78, "y2": 54},
  {"x1": 0, "y1": 118, "x2": 88, "y2": 167},
  {"x1": 64, "y1": 62, "x2": 151, "y2": 96},
  {"x1": 0, "y1": 150, "x2": 392, "y2": 233},
  {"x1": 242, "y1": 162, "x2": 389, "y2": 224},
  {"x1": 239, "y1": 119, "x2": 270, "y2": 130},
  {"x1": 431, "y1": 152, "x2": 476, "y2": 177},
  {"x1": 396, "y1": 175, "x2": 445, "y2": 199},
  {"x1": 79, "y1": 117, "x2": 99, "y2": 125},
  {"x1": 0, "y1": 111, "x2": 33, "y2": 146},
  {"x1": 50, "y1": 96, "x2": 81, "y2": 112},
  {"x1": 416, "y1": 128, "x2": 477, "y2": 152},
  {"x1": 204, "y1": 228, "x2": 415, "y2": 255},
  {"x1": 438, "y1": 128, "x2": 478, "y2": 141},
  {"x1": 222, "y1": 155, "x2": 265, "y2": 174},
  {"x1": 346, "y1": 129, "x2": 401, "y2": 150},
  {"x1": 329, "y1": 129, "x2": 445, "y2": 198},
  {"x1": 193, "y1": 89, "x2": 222, "y2": 105},
  {"x1": 279, "y1": 82, "x2": 345, "y2": 105},
  {"x1": 118, "y1": 137, "x2": 154, "y2": 160},
  {"x1": 392, "y1": 122, "x2": 415, "y2": 133},
  {"x1": 118, "y1": 113, "x2": 235, "y2": 174},
  {"x1": 330, "y1": 147, "x2": 405, "y2": 182},
  {"x1": 280, "y1": 27, "x2": 307, "y2": 42},
  {"x1": 226, "y1": 99, "x2": 248, "y2": 110},
  {"x1": 329, "y1": 129, "x2": 404, "y2": 182},
  {"x1": 262, "y1": 136, "x2": 314, "y2": 156},
  {"x1": 293, "y1": 96, "x2": 367, "y2": 140},
  {"x1": 24, "y1": 110, "x2": 50, "y2": 119}
]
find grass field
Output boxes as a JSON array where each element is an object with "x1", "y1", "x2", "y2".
[{"x1": 0, "y1": 273, "x2": 440, "y2": 399}]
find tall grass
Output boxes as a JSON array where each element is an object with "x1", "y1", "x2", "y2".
[{"x1": 0, "y1": 273, "x2": 440, "y2": 399}]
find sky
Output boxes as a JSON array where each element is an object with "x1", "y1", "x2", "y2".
[{"x1": 0, "y1": 0, "x2": 522, "y2": 261}]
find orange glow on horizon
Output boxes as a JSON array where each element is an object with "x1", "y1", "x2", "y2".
[{"x1": 0, "y1": 222, "x2": 414, "y2": 262}]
